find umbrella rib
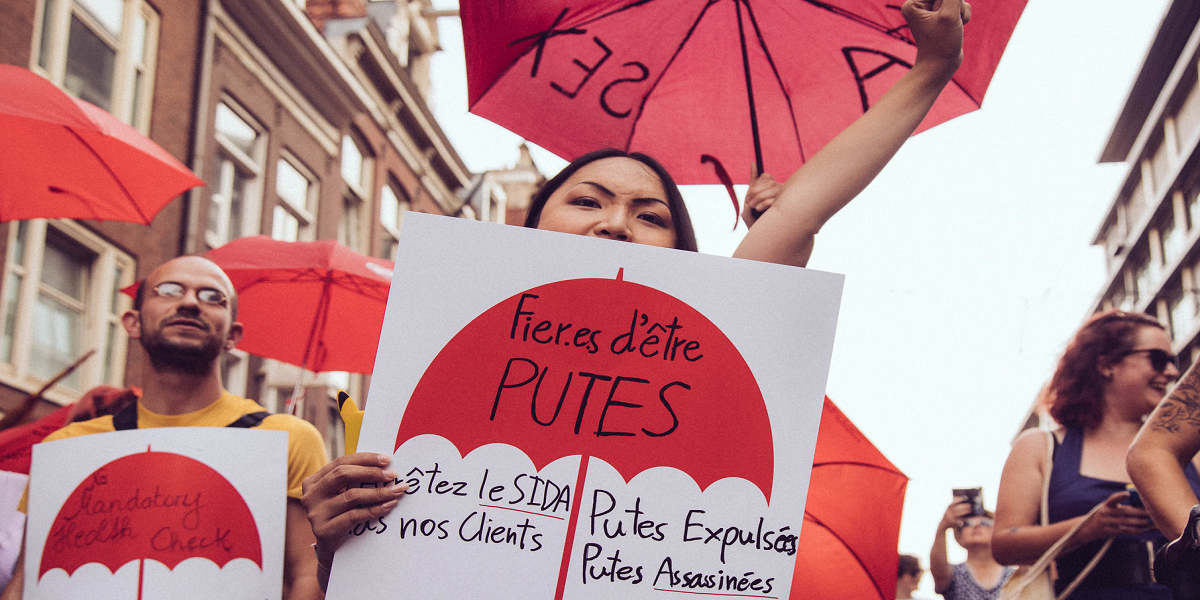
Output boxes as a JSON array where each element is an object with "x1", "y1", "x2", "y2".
[
  {"x1": 797, "y1": 1, "x2": 982, "y2": 109},
  {"x1": 740, "y1": 0, "x2": 806, "y2": 162},
  {"x1": 798, "y1": 0, "x2": 916, "y2": 45},
  {"x1": 623, "y1": 0, "x2": 722, "y2": 151},
  {"x1": 803, "y1": 513, "x2": 889, "y2": 599},
  {"x1": 472, "y1": 0, "x2": 656, "y2": 111},
  {"x1": 63, "y1": 126, "x2": 152, "y2": 224},
  {"x1": 812, "y1": 460, "x2": 906, "y2": 476}
]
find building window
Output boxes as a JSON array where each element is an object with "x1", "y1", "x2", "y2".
[
  {"x1": 32, "y1": 0, "x2": 159, "y2": 132},
  {"x1": 272, "y1": 156, "x2": 317, "y2": 242},
  {"x1": 1167, "y1": 284, "x2": 1195, "y2": 342},
  {"x1": 378, "y1": 178, "x2": 409, "y2": 259},
  {"x1": 206, "y1": 101, "x2": 265, "y2": 249},
  {"x1": 1189, "y1": 182, "x2": 1200, "y2": 233},
  {"x1": 339, "y1": 133, "x2": 372, "y2": 252},
  {"x1": 1, "y1": 220, "x2": 132, "y2": 401},
  {"x1": 1162, "y1": 209, "x2": 1186, "y2": 266},
  {"x1": 1148, "y1": 136, "x2": 1171, "y2": 195},
  {"x1": 1126, "y1": 178, "x2": 1147, "y2": 228},
  {"x1": 1131, "y1": 251, "x2": 1153, "y2": 306},
  {"x1": 1176, "y1": 70, "x2": 1200, "y2": 150}
]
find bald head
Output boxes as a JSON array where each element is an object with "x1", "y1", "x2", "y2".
[{"x1": 135, "y1": 255, "x2": 238, "y2": 318}]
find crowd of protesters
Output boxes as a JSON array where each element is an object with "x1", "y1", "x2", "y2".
[{"x1": 899, "y1": 309, "x2": 1200, "y2": 599}]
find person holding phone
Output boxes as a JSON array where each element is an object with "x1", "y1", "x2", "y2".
[
  {"x1": 930, "y1": 495, "x2": 1012, "y2": 600},
  {"x1": 993, "y1": 310, "x2": 1187, "y2": 598}
]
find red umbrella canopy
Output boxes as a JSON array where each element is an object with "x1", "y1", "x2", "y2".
[
  {"x1": 205, "y1": 236, "x2": 394, "y2": 373},
  {"x1": 461, "y1": 0, "x2": 1027, "y2": 184},
  {"x1": 791, "y1": 397, "x2": 908, "y2": 600},
  {"x1": 39, "y1": 449, "x2": 262, "y2": 588},
  {"x1": 0, "y1": 65, "x2": 203, "y2": 224}
]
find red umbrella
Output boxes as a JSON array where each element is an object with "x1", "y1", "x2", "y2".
[
  {"x1": 205, "y1": 236, "x2": 394, "y2": 373},
  {"x1": 791, "y1": 397, "x2": 908, "y2": 599},
  {"x1": 394, "y1": 269, "x2": 772, "y2": 599},
  {"x1": 0, "y1": 65, "x2": 203, "y2": 224},
  {"x1": 461, "y1": 0, "x2": 1026, "y2": 184},
  {"x1": 39, "y1": 448, "x2": 262, "y2": 599}
]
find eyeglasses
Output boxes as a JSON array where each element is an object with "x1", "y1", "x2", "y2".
[
  {"x1": 151, "y1": 282, "x2": 228, "y2": 306},
  {"x1": 957, "y1": 518, "x2": 994, "y2": 529},
  {"x1": 1120, "y1": 348, "x2": 1179, "y2": 373}
]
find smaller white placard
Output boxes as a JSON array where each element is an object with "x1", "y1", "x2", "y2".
[{"x1": 24, "y1": 428, "x2": 287, "y2": 600}]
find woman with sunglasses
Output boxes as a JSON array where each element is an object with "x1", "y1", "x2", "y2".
[
  {"x1": 930, "y1": 499, "x2": 1012, "y2": 600},
  {"x1": 992, "y1": 310, "x2": 1192, "y2": 598}
]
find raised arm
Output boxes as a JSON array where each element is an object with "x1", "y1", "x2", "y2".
[
  {"x1": 733, "y1": 0, "x2": 968, "y2": 267},
  {"x1": 1128, "y1": 360, "x2": 1200, "y2": 538},
  {"x1": 930, "y1": 498, "x2": 968, "y2": 593}
]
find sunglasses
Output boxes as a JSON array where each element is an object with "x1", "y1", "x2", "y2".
[
  {"x1": 152, "y1": 282, "x2": 228, "y2": 306},
  {"x1": 957, "y1": 518, "x2": 993, "y2": 529},
  {"x1": 1120, "y1": 348, "x2": 1179, "y2": 373}
]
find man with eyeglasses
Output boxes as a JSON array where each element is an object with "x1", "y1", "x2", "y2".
[{"x1": 0, "y1": 256, "x2": 328, "y2": 600}]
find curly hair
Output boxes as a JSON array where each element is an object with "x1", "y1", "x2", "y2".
[{"x1": 1048, "y1": 310, "x2": 1165, "y2": 430}]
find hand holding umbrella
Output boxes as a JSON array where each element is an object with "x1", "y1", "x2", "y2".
[{"x1": 735, "y1": 0, "x2": 976, "y2": 267}]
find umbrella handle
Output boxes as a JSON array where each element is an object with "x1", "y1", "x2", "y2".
[{"x1": 554, "y1": 454, "x2": 591, "y2": 600}]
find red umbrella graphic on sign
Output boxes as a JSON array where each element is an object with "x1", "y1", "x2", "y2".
[
  {"x1": 39, "y1": 448, "x2": 262, "y2": 599},
  {"x1": 394, "y1": 270, "x2": 773, "y2": 598}
]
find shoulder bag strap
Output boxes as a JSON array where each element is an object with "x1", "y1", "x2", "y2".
[
  {"x1": 1028, "y1": 430, "x2": 1113, "y2": 599},
  {"x1": 1040, "y1": 430, "x2": 1053, "y2": 527}
]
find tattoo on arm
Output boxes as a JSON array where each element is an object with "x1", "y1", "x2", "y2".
[{"x1": 1151, "y1": 367, "x2": 1200, "y2": 434}]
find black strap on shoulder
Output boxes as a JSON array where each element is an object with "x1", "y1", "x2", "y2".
[
  {"x1": 111, "y1": 404, "x2": 271, "y2": 430},
  {"x1": 111, "y1": 401, "x2": 139, "y2": 431},
  {"x1": 225, "y1": 411, "x2": 271, "y2": 429}
]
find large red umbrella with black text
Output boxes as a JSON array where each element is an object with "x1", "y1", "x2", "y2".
[
  {"x1": 0, "y1": 65, "x2": 202, "y2": 224},
  {"x1": 461, "y1": 0, "x2": 1026, "y2": 185},
  {"x1": 39, "y1": 448, "x2": 262, "y2": 599},
  {"x1": 393, "y1": 269, "x2": 774, "y2": 599},
  {"x1": 791, "y1": 397, "x2": 908, "y2": 600}
]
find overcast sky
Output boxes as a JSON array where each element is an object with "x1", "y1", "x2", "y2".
[{"x1": 426, "y1": 1, "x2": 1173, "y2": 594}]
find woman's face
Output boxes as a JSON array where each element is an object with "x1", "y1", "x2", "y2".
[
  {"x1": 536, "y1": 157, "x2": 678, "y2": 249},
  {"x1": 1105, "y1": 326, "x2": 1179, "y2": 416},
  {"x1": 953, "y1": 516, "x2": 994, "y2": 549}
]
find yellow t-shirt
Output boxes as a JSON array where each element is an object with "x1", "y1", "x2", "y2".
[{"x1": 40, "y1": 391, "x2": 327, "y2": 499}]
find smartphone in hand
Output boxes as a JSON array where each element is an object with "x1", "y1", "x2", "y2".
[{"x1": 952, "y1": 487, "x2": 984, "y2": 516}]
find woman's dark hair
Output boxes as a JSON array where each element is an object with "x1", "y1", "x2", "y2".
[
  {"x1": 1048, "y1": 309, "x2": 1165, "y2": 430},
  {"x1": 897, "y1": 554, "x2": 922, "y2": 577},
  {"x1": 523, "y1": 148, "x2": 699, "y2": 252}
]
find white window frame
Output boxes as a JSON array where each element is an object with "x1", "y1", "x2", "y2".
[
  {"x1": 339, "y1": 133, "x2": 373, "y2": 254},
  {"x1": 378, "y1": 178, "x2": 409, "y2": 259},
  {"x1": 272, "y1": 154, "x2": 319, "y2": 242},
  {"x1": 30, "y1": 0, "x2": 159, "y2": 133},
  {"x1": 0, "y1": 219, "x2": 133, "y2": 405},
  {"x1": 206, "y1": 99, "x2": 265, "y2": 249}
]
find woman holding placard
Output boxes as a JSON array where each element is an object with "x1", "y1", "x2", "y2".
[{"x1": 301, "y1": 0, "x2": 970, "y2": 590}]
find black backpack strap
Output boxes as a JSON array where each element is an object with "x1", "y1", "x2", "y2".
[
  {"x1": 111, "y1": 402, "x2": 139, "y2": 431},
  {"x1": 225, "y1": 411, "x2": 271, "y2": 429},
  {"x1": 112, "y1": 403, "x2": 269, "y2": 430}
]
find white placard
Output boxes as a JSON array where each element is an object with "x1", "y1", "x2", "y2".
[
  {"x1": 329, "y1": 213, "x2": 842, "y2": 599},
  {"x1": 25, "y1": 428, "x2": 287, "y2": 600}
]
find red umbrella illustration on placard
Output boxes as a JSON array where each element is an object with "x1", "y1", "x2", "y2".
[
  {"x1": 394, "y1": 269, "x2": 772, "y2": 599},
  {"x1": 39, "y1": 448, "x2": 262, "y2": 599}
]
